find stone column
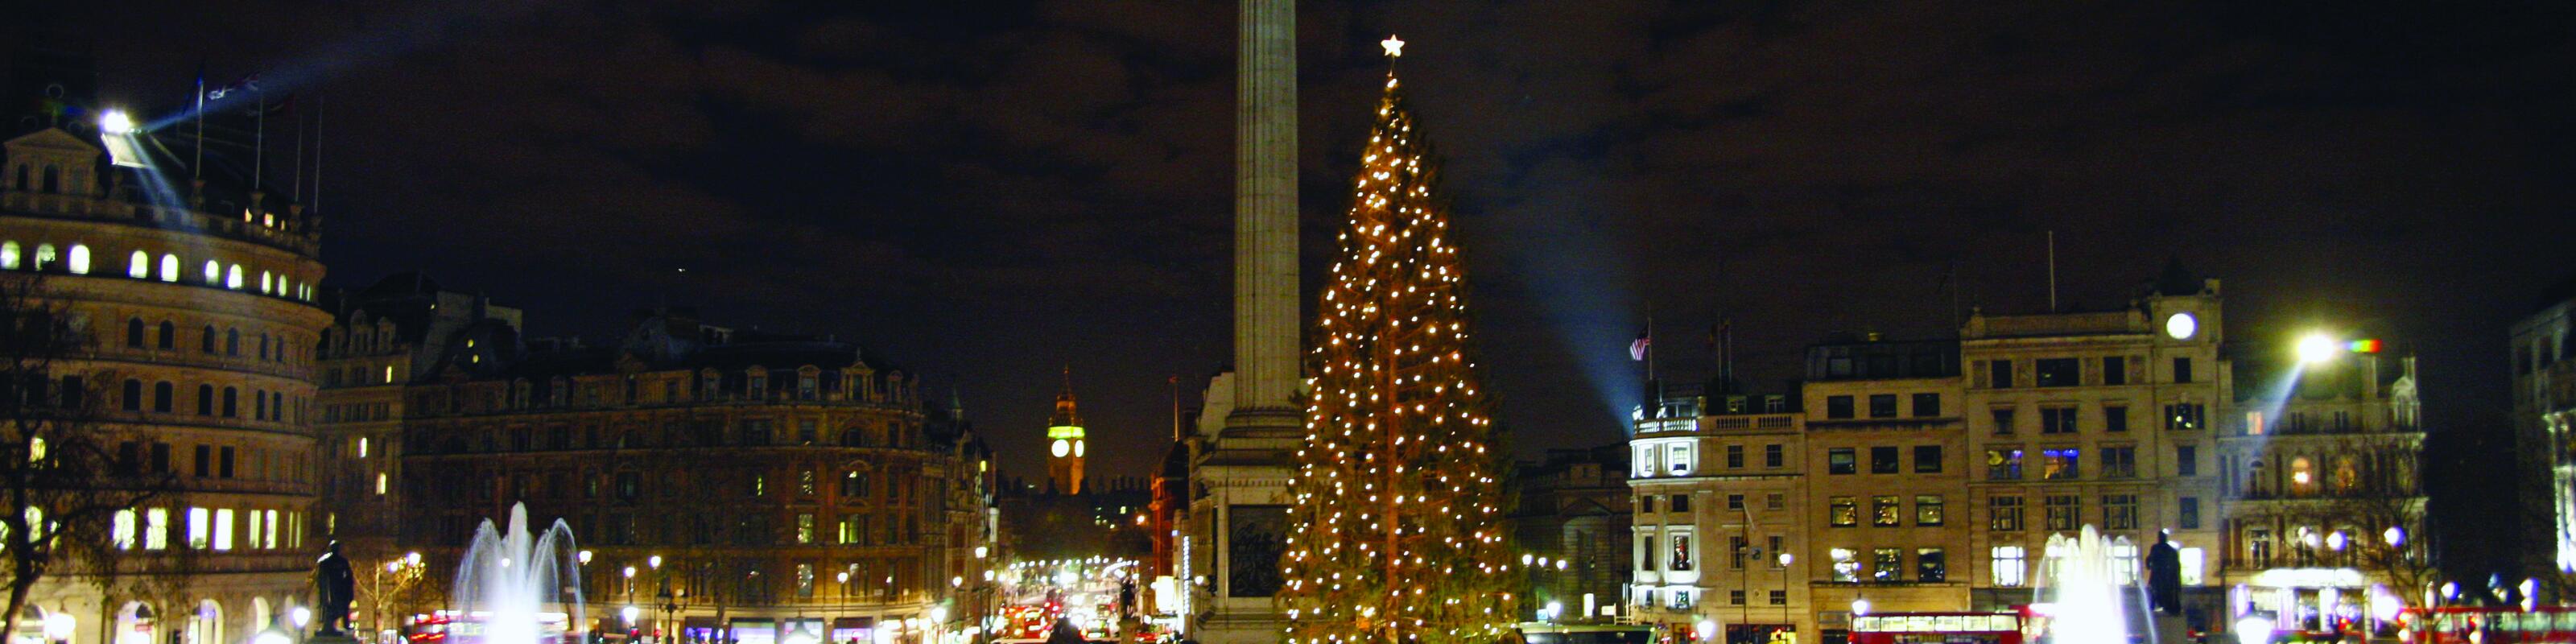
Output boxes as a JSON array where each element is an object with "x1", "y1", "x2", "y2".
[{"x1": 1228, "y1": 0, "x2": 1301, "y2": 437}]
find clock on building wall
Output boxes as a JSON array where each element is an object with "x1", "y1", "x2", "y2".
[
  {"x1": 2165, "y1": 312, "x2": 2198, "y2": 340},
  {"x1": 1051, "y1": 439, "x2": 1071, "y2": 457}
]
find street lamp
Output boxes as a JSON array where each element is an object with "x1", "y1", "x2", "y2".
[
  {"x1": 2384, "y1": 526, "x2": 2405, "y2": 547},
  {"x1": 579, "y1": 550, "x2": 595, "y2": 566},
  {"x1": 43, "y1": 612, "x2": 73, "y2": 644},
  {"x1": 1852, "y1": 598, "x2": 1870, "y2": 617}
]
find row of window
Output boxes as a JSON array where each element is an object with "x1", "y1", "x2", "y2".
[
  {"x1": 1980, "y1": 356, "x2": 2190, "y2": 389},
  {"x1": 1827, "y1": 495, "x2": 1948, "y2": 527},
  {"x1": 435, "y1": 464, "x2": 932, "y2": 507},
  {"x1": 115, "y1": 377, "x2": 307, "y2": 424},
  {"x1": 1826, "y1": 445, "x2": 1945, "y2": 474},
  {"x1": 120, "y1": 318, "x2": 308, "y2": 365},
  {"x1": 1633, "y1": 441, "x2": 1788, "y2": 477},
  {"x1": 1638, "y1": 491, "x2": 1788, "y2": 514},
  {"x1": 572, "y1": 509, "x2": 925, "y2": 549},
  {"x1": 1984, "y1": 493, "x2": 2194, "y2": 531},
  {"x1": 0, "y1": 241, "x2": 313, "y2": 300},
  {"x1": 411, "y1": 417, "x2": 916, "y2": 455},
  {"x1": 108, "y1": 506, "x2": 308, "y2": 551},
  {"x1": 1984, "y1": 444, "x2": 2197, "y2": 481},
  {"x1": 410, "y1": 368, "x2": 916, "y2": 417},
  {"x1": 1827, "y1": 546, "x2": 1950, "y2": 583},
  {"x1": 1634, "y1": 587, "x2": 1790, "y2": 611},
  {"x1": 118, "y1": 439, "x2": 308, "y2": 484}
]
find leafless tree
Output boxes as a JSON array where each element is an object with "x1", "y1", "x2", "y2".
[
  {"x1": 0, "y1": 274, "x2": 184, "y2": 638},
  {"x1": 2306, "y1": 438, "x2": 2438, "y2": 606}
]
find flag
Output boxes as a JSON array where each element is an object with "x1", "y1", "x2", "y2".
[
  {"x1": 1629, "y1": 330, "x2": 1651, "y2": 361},
  {"x1": 207, "y1": 73, "x2": 259, "y2": 101}
]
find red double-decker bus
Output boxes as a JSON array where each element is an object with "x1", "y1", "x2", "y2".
[
  {"x1": 1849, "y1": 612, "x2": 2031, "y2": 644},
  {"x1": 2401, "y1": 607, "x2": 2576, "y2": 644}
]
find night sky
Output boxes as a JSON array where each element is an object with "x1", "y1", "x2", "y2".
[{"x1": 47, "y1": 0, "x2": 2576, "y2": 567}]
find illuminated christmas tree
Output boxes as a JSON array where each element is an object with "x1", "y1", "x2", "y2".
[{"x1": 1279, "y1": 36, "x2": 1517, "y2": 644}]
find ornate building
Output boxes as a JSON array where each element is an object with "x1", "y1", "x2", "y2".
[
  {"x1": 1626, "y1": 266, "x2": 2423, "y2": 644},
  {"x1": 2513, "y1": 279, "x2": 2576, "y2": 583},
  {"x1": 391, "y1": 309, "x2": 996, "y2": 644},
  {"x1": 312, "y1": 274, "x2": 522, "y2": 573},
  {"x1": 1046, "y1": 372, "x2": 1086, "y2": 495},
  {"x1": 2, "y1": 41, "x2": 331, "y2": 644}
]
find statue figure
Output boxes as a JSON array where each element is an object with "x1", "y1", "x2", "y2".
[
  {"x1": 2145, "y1": 530, "x2": 2183, "y2": 616},
  {"x1": 314, "y1": 541, "x2": 357, "y2": 635}
]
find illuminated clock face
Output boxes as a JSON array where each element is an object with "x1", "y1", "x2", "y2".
[
  {"x1": 1051, "y1": 439, "x2": 1070, "y2": 458},
  {"x1": 2165, "y1": 312, "x2": 2198, "y2": 340},
  {"x1": 1074, "y1": 440, "x2": 1086, "y2": 458}
]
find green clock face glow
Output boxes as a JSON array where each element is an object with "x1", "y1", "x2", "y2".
[{"x1": 2165, "y1": 312, "x2": 2198, "y2": 340}]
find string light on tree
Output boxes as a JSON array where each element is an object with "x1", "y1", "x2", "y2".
[{"x1": 1279, "y1": 35, "x2": 1517, "y2": 644}]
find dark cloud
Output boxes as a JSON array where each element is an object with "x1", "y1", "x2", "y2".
[{"x1": 56, "y1": 0, "x2": 2576, "y2": 566}]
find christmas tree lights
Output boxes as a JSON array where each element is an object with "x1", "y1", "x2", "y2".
[{"x1": 1279, "y1": 37, "x2": 1517, "y2": 644}]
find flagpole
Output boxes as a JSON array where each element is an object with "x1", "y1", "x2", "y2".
[
  {"x1": 1646, "y1": 299, "x2": 1658, "y2": 411},
  {"x1": 192, "y1": 72, "x2": 204, "y2": 183},
  {"x1": 311, "y1": 94, "x2": 324, "y2": 213},
  {"x1": 252, "y1": 89, "x2": 265, "y2": 195}
]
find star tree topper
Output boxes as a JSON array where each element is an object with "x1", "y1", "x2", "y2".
[{"x1": 1381, "y1": 35, "x2": 1405, "y2": 58}]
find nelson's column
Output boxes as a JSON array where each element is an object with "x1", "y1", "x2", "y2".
[{"x1": 1188, "y1": 0, "x2": 1301, "y2": 641}]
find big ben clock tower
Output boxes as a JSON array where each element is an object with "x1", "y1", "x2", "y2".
[{"x1": 1046, "y1": 368, "x2": 1087, "y2": 494}]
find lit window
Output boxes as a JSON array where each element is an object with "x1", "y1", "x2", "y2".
[
  {"x1": 2178, "y1": 547, "x2": 2204, "y2": 585},
  {"x1": 383, "y1": 365, "x2": 394, "y2": 383},
  {"x1": 260, "y1": 271, "x2": 272, "y2": 294},
  {"x1": 225, "y1": 264, "x2": 243, "y2": 289},
  {"x1": 65, "y1": 245, "x2": 89, "y2": 274},
  {"x1": 1830, "y1": 547, "x2": 1859, "y2": 582},
  {"x1": 357, "y1": 437, "x2": 369, "y2": 458},
  {"x1": 128, "y1": 250, "x2": 148, "y2": 278},
  {"x1": 187, "y1": 507, "x2": 209, "y2": 548},
  {"x1": 203, "y1": 260, "x2": 220, "y2": 283},
  {"x1": 159, "y1": 254, "x2": 178, "y2": 281},
  {"x1": 0, "y1": 242, "x2": 17, "y2": 269},
  {"x1": 212, "y1": 508, "x2": 234, "y2": 550},
  {"x1": 1667, "y1": 444, "x2": 1693, "y2": 474},
  {"x1": 112, "y1": 510, "x2": 137, "y2": 549},
  {"x1": 1992, "y1": 546, "x2": 2026, "y2": 587},
  {"x1": 263, "y1": 510, "x2": 278, "y2": 548},
  {"x1": 34, "y1": 244, "x2": 56, "y2": 270},
  {"x1": 246, "y1": 510, "x2": 263, "y2": 549},
  {"x1": 144, "y1": 508, "x2": 168, "y2": 550},
  {"x1": 375, "y1": 473, "x2": 388, "y2": 495}
]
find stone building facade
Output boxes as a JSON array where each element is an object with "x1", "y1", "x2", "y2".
[
  {"x1": 390, "y1": 311, "x2": 996, "y2": 644},
  {"x1": 2, "y1": 103, "x2": 330, "y2": 644},
  {"x1": 1628, "y1": 269, "x2": 2425, "y2": 644},
  {"x1": 2513, "y1": 280, "x2": 2576, "y2": 583},
  {"x1": 1513, "y1": 444, "x2": 1635, "y2": 625}
]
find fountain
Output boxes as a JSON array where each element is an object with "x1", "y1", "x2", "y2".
[
  {"x1": 452, "y1": 503, "x2": 586, "y2": 644},
  {"x1": 2035, "y1": 526, "x2": 2157, "y2": 644}
]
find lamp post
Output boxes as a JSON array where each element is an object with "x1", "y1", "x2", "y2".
[{"x1": 1777, "y1": 552, "x2": 1794, "y2": 626}]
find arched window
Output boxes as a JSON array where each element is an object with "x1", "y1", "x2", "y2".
[
  {"x1": 259, "y1": 270, "x2": 271, "y2": 295},
  {"x1": 1, "y1": 242, "x2": 17, "y2": 270},
  {"x1": 65, "y1": 245, "x2": 88, "y2": 275},
  {"x1": 154, "y1": 382, "x2": 173, "y2": 413},
  {"x1": 202, "y1": 260, "x2": 219, "y2": 284},
  {"x1": 34, "y1": 244, "x2": 56, "y2": 270},
  {"x1": 843, "y1": 427, "x2": 867, "y2": 447},
  {"x1": 127, "y1": 250, "x2": 148, "y2": 279},
  {"x1": 40, "y1": 165, "x2": 58, "y2": 193},
  {"x1": 157, "y1": 321, "x2": 175, "y2": 349},
  {"x1": 225, "y1": 265, "x2": 242, "y2": 290},
  {"x1": 196, "y1": 385, "x2": 213, "y2": 415},
  {"x1": 121, "y1": 379, "x2": 142, "y2": 411},
  {"x1": 221, "y1": 387, "x2": 237, "y2": 418},
  {"x1": 200, "y1": 325, "x2": 217, "y2": 353},
  {"x1": 226, "y1": 328, "x2": 240, "y2": 356},
  {"x1": 2289, "y1": 456, "x2": 2315, "y2": 493},
  {"x1": 10, "y1": 165, "x2": 23, "y2": 190},
  {"x1": 258, "y1": 334, "x2": 269, "y2": 361},
  {"x1": 126, "y1": 318, "x2": 145, "y2": 348},
  {"x1": 254, "y1": 389, "x2": 266, "y2": 420},
  {"x1": 158, "y1": 254, "x2": 177, "y2": 282}
]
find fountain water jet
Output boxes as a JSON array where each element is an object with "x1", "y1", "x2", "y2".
[
  {"x1": 2035, "y1": 526, "x2": 2157, "y2": 644},
  {"x1": 452, "y1": 503, "x2": 586, "y2": 644}
]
